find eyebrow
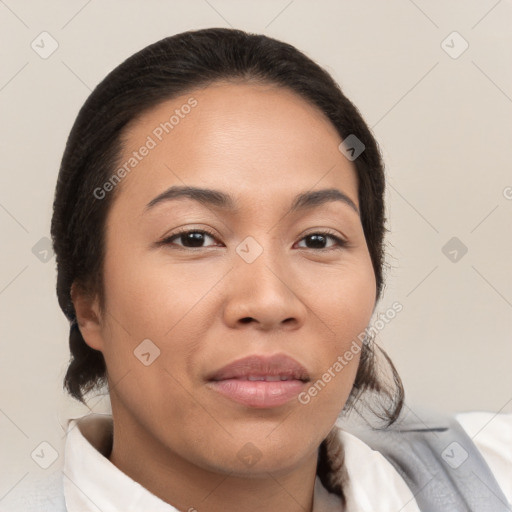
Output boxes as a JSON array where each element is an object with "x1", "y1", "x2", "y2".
[{"x1": 145, "y1": 186, "x2": 359, "y2": 215}]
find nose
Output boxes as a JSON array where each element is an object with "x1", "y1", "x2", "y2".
[{"x1": 222, "y1": 247, "x2": 307, "y2": 332}]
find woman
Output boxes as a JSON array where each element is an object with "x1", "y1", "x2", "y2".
[{"x1": 25, "y1": 28, "x2": 512, "y2": 511}]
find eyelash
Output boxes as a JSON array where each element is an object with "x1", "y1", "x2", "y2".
[{"x1": 159, "y1": 227, "x2": 348, "y2": 251}]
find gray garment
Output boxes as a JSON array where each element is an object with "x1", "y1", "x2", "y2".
[{"x1": 343, "y1": 409, "x2": 511, "y2": 512}]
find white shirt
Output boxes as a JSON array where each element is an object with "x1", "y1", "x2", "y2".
[{"x1": 5, "y1": 412, "x2": 511, "y2": 511}]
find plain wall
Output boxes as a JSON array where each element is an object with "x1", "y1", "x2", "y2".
[{"x1": 1, "y1": 0, "x2": 511, "y2": 500}]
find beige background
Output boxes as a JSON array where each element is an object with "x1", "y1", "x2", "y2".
[{"x1": 1, "y1": 0, "x2": 511, "y2": 501}]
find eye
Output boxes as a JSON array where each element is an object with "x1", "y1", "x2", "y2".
[
  {"x1": 160, "y1": 228, "x2": 220, "y2": 249},
  {"x1": 158, "y1": 228, "x2": 348, "y2": 251},
  {"x1": 295, "y1": 231, "x2": 348, "y2": 250}
]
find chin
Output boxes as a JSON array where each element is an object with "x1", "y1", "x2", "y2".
[{"x1": 197, "y1": 434, "x2": 317, "y2": 477}]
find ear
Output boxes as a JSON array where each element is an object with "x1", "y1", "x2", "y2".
[{"x1": 71, "y1": 281, "x2": 105, "y2": 352}]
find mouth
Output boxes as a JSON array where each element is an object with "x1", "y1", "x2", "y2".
[{"x1": 206, "y1": 354, "x2": 310, "y2": 409}]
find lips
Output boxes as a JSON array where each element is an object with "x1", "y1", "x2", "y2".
[{"x1": 206, "y1": 354, "x2": 310, "y2": 408}]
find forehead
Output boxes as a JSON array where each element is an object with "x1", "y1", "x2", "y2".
[{"x1": 114, "y1": 81, "x2": 358, "y2": 213}]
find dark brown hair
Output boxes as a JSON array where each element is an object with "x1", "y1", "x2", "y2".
[{"x1": 51, "y1": 27, "x2": 403, "y2": 503}]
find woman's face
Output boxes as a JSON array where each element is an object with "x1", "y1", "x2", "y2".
[{"x1": 81, "y1": 81, "x2": 376, "y2": 476}]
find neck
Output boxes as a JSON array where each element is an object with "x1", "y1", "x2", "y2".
[{"x1": 108, "y1": 413, "x2": 320, "y2": 512}]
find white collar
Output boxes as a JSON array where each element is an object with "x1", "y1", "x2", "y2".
[{"x1": 62, "y1": 414, "x2": 419, "y2": 512}]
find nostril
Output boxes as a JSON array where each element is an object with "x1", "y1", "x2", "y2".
[{"x1": 240, "y1": 317, "x2": 253, "y2": 324}]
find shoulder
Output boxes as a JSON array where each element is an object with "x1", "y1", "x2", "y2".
[
  {"x1": 338, "y1": 409, "x2": 512, "y2": 511},
  {"x1": 335, "y1": 426, "x2": 423, "y2": 511},
  {"x1": 1, "y1": 469, "x2": 66, "y2": 512},
  {"x1": 456, "y1": 410, "x2": 512, "y2": 505}
]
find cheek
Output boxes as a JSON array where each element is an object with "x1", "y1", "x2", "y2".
[
  {"x1": 297, "y1": 257, "x2": 376, "y2": 407},
  {"x1": 97, "y1": 249, "x2": 223, "y2": 404},
  {"x1": 101, "y1": 241, "x2": 376, "y2": 380},
  {"x1": 101, "y1": 246, "x2": 220, "y2": 339},
  {"x1": 301, "y1": 256, "x2": 376, "y2": 342},
  {"x1": 97, "y1": 254, "x2": 204, "y2": 433}
]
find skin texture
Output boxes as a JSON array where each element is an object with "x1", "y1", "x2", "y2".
[{"x1": 73, "y1": 82, "x2": 377, "y2": 512}]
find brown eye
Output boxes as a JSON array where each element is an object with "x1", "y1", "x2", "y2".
[
  {"x1": 161, "y1": 229, "x2": 219, "y2": 249},
  {"x1": 296, "y1": 232, "x2": 347, "y2": 250}
]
